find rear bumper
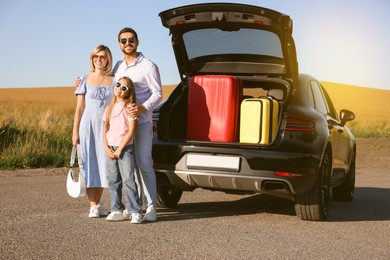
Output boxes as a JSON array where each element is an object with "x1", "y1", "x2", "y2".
[
  {"x1": 153, "y1": 140, "x2": 322, "y2": 196},
  {"x1": 155, "y1": 168, "x2": 296, "y2": 199}
]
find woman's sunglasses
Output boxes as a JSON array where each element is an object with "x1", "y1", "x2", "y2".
[
  {"x1": 115, "y1": 82, "x2": 129, "y2": 92},
  {"x1": 93, "y1": 55, "x2": 107, "y2": 60}
]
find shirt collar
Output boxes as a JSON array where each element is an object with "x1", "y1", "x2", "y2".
[{"x1": 122, "y1": 52, "x2": 144, "y2": 67}]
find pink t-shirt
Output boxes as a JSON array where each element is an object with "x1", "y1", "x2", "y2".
[{"x1": 103, "y1": 102, "x2": 137, "y2": 146}]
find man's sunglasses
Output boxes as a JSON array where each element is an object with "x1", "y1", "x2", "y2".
[
  {"x1": 115, "y1": 82, "x2": 129, "y2": 92},
  {"x1": 120, "y1": 37, "x2": 136, "y2": 45}
]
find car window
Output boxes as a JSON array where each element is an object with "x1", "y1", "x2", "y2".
[
  {"x1": 310, "y1": 81, "x2": 329, "y2": 115},
  {"x1": 183, "y1": 28, "x2": 283, "y2": 60},
  {"x1": 307, "y1": 84, "x2": 315, "y2": 108},
  {"x1": 320, "y1": 84, "x2": 339, "y2": 120}
]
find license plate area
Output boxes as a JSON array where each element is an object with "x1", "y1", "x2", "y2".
[{"x1": 186, "y1": 153, "x2": 241, "y2": 172}]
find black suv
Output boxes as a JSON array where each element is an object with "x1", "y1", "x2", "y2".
[{"x1": 152, "y1": 3, "x2": 356, "y2": 221}]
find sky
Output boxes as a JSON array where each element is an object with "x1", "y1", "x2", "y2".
[{"x1": 0, "y1": 0, "x2": 389, "y2": 90}]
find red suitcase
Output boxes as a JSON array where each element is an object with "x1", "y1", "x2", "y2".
[{"x1": 187, "y1": 75, "x2": 242, "y2": 142}]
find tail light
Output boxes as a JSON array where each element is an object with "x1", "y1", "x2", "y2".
[
  {"x1": 274, "y1": 171, "x2": 305, "y2": 177},
  {"x1": 284, "y1": 114, "x2": 315, "y2": 132}
]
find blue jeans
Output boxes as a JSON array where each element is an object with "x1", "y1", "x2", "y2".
[
  {"x1": 134, "y1": 122, "x2": 157, "y2": 207},
  {"x1": 106, "y1": 145, "x2": 141, "y2": 213}
]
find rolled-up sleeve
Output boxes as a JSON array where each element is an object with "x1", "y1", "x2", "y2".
[{"x1": 142, "y1": 63, "x2": 162, "y2": 111}]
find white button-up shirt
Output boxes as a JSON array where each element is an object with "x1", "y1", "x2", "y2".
[{"x1": 112, "y1": 52, "x2": 162, "y2": 124}]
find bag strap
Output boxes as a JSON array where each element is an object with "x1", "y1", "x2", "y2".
[
  {"x1": 76, "y1": 144, "x2": 83, "y2": 170},
  {"x1": 70, "y1": 146, "x2": 77, "y2": 167},
  {"x1": 70, "y1": 145, "x2": 84, "y2": 169}
]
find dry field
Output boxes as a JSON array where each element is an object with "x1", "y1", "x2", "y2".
[
  {"x1": 0, "y1": 82, "x2": 389, "y2": 133},
  {"x1": 322, "y1": 82, "x2": 390, "y2": 136},
  {"x1": 322, "y1": 82, "x2": 390, "y2": 124},
  {"x1": 0, "y1": 82, "x2": 389, "y2": 168}
]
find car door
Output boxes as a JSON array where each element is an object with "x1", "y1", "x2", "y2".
[{"x1": 309, "y1": 81, "x2": 349, "y2": 178}]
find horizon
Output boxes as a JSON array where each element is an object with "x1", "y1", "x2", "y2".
[{"x1": 1, "y1": 81, "x2": 389, "y2": 93}]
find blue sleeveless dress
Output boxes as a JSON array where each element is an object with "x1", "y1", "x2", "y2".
[{"x1": 75, "y1": 76, "x2": 114, "y2": 188}]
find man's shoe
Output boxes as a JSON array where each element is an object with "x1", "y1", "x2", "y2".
[
  {"x1": 123, "y1": 209, "x2": 130, "y2": 219},
  {"x1": 106, "y1": 211, "x2": 125, "y2": 221},
  {"x1": 97, "y1": 204, "x2": 108, "y2": 216},
  {"x1": 130, "y1": 213, "x2": 142, "y2": 224},
  {"x1": 143, "y1": 205, "x2": 157, "y2": 222}
]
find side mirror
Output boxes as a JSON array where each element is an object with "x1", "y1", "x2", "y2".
[{"x1": 340, "y1": 109, "x2": 355, "y2": 126}]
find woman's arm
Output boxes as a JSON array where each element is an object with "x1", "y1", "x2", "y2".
[{"x1": 72, "y1": 94, "x2": 85, "y2": 146}]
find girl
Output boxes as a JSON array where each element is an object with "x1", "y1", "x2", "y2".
[{"x1": 103, "y1": 76, "x2": 142, "y2": 223}]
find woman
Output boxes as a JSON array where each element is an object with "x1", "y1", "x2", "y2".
[{"x1": 72, "y1": 45, "x2": 115, "y2": 218}]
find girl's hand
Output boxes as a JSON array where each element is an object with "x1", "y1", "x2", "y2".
[
  {"x1": 113, "y1": 149, "x2": 122, "y2": 159},
  {"x1": 105, "y1": 147, "x2": 115, "y2": 159}
]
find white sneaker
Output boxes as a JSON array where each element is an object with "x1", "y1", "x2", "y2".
[
  {"x1": 123, "y1": 209, "x2": 130, "y2": 219},
  {"x1": 88, "y1": 205, "x2": 99, "y2": 218},
  {"x1": 97, "y1": 205, "x2": 108, "y2": 216},
  {"x1": 130, "y1": 213, "x2": 142, "y2": 224},
  {"x1": 106, "y1": 211, "x2": 125, "y2": 221},
  {"x1": 143, "y1": 205, "x2": 157, "y2": 222}
]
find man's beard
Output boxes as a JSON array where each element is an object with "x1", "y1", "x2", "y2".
[{"x1": 122, "y1": 45, "x2": 136, "y2": 55}]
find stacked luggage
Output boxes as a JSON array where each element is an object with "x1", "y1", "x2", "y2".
[
  {"x1": 239, "y1": 97, "x2": 279, "y2": 144},
  {"x1": 187, "y1": 75, "x2": 242, "y2": 142},
  {"x1": 186, "y1": 75, "x2": 279, "y2": 144}
]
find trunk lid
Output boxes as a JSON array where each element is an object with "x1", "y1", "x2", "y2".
[{"x1": 159, "y1": 3, "x2": 299, "y2": 85}]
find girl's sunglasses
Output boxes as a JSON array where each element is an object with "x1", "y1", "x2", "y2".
[{"x1": 115, "y1": 82, "x2": 129, "y2": 92}]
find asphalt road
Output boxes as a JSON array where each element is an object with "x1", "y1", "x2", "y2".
[{"x1": 1, "y1": 138, "x2": 389, "y2": 259}]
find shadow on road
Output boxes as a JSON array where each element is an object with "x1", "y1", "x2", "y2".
[
  {"x1": 328, "y1": 187, "x2": 390, "y2": 222},
  {"x1": 156, "y1": 187, "x2": 390, "y2": 222},
  {"x1": 157, "y1": 193, "x2": 295, "y2": 221}
]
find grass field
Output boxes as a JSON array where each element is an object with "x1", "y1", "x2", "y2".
[
  {"x1": 322, "y1": 82, "x2": 390, "y2": 137},
  {"x1": 0, "y1": 82, "x2": 389, "y2": 169}
]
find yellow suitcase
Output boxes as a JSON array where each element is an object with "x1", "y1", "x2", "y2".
[{"x1": 239, "y1": 97, "x2": 279, "y2": 144}]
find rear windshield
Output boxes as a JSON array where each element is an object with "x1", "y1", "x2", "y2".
[{"x1": 183, "y1": 28, "x2": 283, "y2": 60}]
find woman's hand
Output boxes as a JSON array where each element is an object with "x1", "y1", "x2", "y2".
[{"x1": 72, "y1": 133, "x2": 79, "y2": 146}]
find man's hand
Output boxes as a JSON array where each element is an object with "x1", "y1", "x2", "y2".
[
  {"x1": 126, "y1": 103, "x2": 146, "y2": 117},
  {"x1": 74, "y1": 77, "x2": 81, "y2": 88}
]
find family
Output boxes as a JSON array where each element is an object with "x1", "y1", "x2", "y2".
[{"x1": 72, "y1": 27, "x2": 162, "y2": 223}]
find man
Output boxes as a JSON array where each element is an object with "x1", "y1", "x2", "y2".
[{"x1": 112, "y1": 27, "x2": 162, "y2": 221}]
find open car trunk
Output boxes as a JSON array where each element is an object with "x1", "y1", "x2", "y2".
[{"x1": 156, "y1": 75, "x2": 290, "y2": 145}]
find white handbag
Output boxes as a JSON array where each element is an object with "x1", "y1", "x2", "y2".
[{"x1": 66, "y1": 145, "x2": 86, "y2": 198}]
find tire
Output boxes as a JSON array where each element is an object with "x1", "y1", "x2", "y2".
[
  {"x1": 332, "y1": 152, "x2": 355, "y2": 201},
  {"x1": 156, "y1": 174, "x2": 183, "y2": 208},
  {"x1": 294, "y1": 153, "x2": 331, "y2": 221}
]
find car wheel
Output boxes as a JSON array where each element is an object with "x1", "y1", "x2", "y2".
[
  {"x1": 156, "y1": 174, "x2": 183, "y2": 208},
  {"x1": 332, "y1": 152, "x2": 355, "y2": 201},
  {"x1": 294, "y1": 153, "x2": 331, "y2": 221}
]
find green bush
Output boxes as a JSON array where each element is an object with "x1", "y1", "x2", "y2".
[{"x1": 0, "y1": 112, "x2": 73, "y2": 169}]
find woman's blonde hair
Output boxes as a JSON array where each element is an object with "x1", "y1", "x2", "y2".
[
  {"x1": 90, "y1": 45, "x2": 113, "y2": 75},
  {"x1": 105, "y1": 76, "x2": 136, "y2": 129}
]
